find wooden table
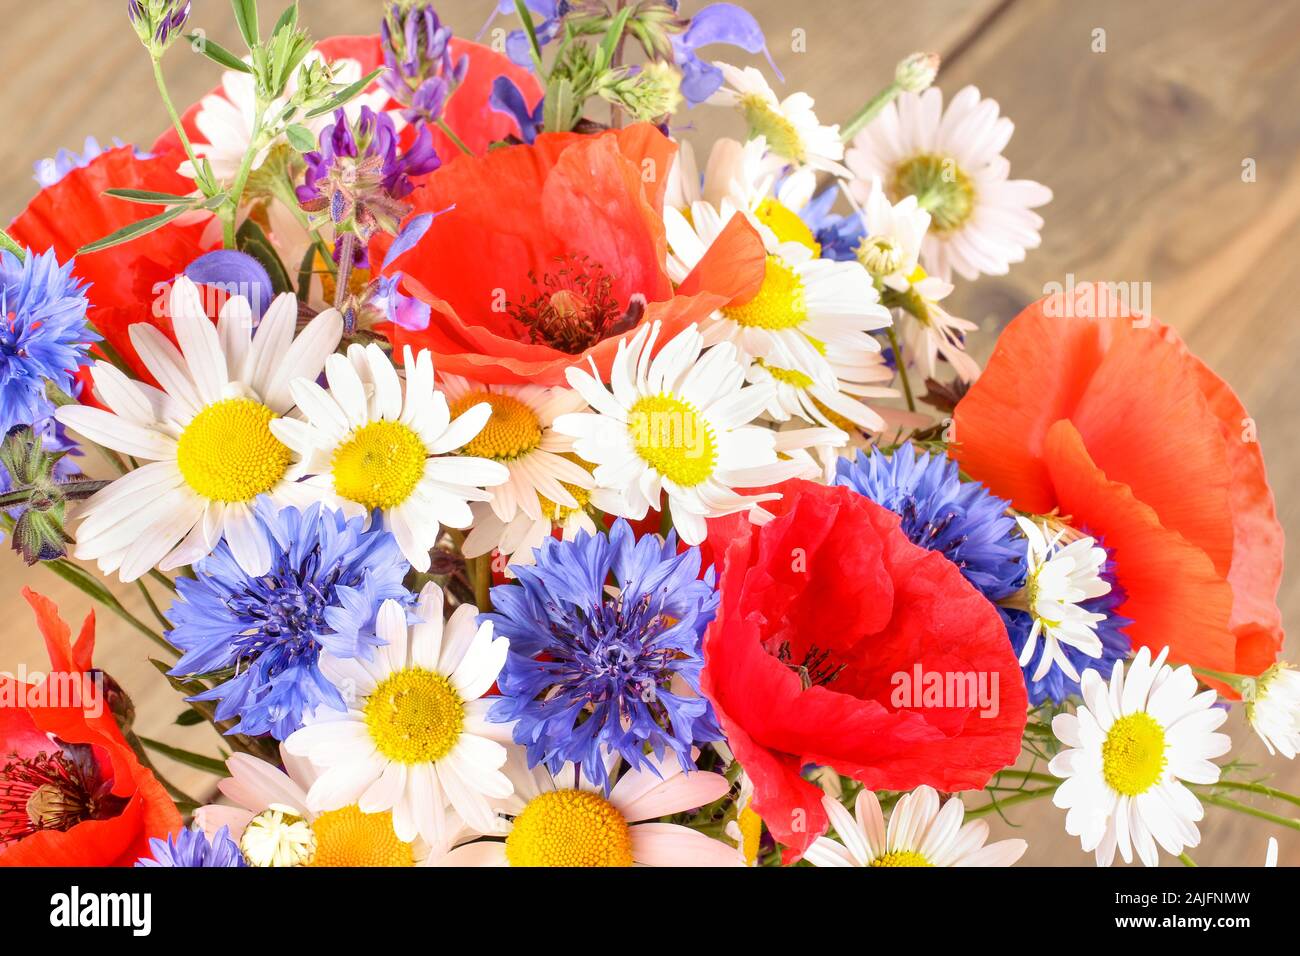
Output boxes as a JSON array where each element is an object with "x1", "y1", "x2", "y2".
[{"x1": 1, "y1": 0, "x2": 1296, "y2": 866}]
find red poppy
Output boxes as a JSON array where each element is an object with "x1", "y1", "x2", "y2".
[
  {"x1": 377, "y1": 123, "x2": 767, "y2": 385},
  {"x1": 153, "y1": 36, "x2": 539, "y2": 165},
  {"x1": 952, "y1": 284, "x2": 1284, "y2": 688},
  {"x1": 0, "y1": 590, "x2": 180, "y2": 866},
  {"x1": 7, "y1": 146, "x2": 217, "y2": 381},
  {"x1": 700, "y1": 481, "x2": 1028, "y2": 863}
]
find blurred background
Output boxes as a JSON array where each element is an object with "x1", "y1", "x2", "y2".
[{"x1": 1, "y1": 0, "x2": 1297, "y2": 865}]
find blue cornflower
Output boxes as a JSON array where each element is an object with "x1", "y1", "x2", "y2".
[
  {"x1": 485, "y1": 519, "x2": 723, "y2": 793},
  {"x1": 167, "y1": 500, "x2": 411, "y2": 740},
  {"x1": 671, "y1": 2, "x2": 782, "y2": 107},
  {"x1": 135, "y1": 825, "x2": 246, "y2": 867},
  {"x1": 834, "y1": 442, "x2": 1025, "y2": 601},
  {"x1": 1002, "y1": 550, "x2": 1132, "y2": 706},
  {"x1": 32, "y1": 136, "x2": 149, "y2": 188},
  {"x1": 0, "y1": 249, "x2": 95, "y2": 438},
  {"x1": 799, "y1": 185, "x2": 867, "y2": 262}
]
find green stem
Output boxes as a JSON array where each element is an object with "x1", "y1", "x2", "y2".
[
  {"x1": 467, "y1": 553, "x2": 492, "y2": 612},
  {"x1": 138, "y1": 736, "x2": 228, "y2": 776},
  {"x1": 149, "y1": 569, "x2": 178, "y2": 593},
  {"x1": 841, "y1": 81, "x2": 901, "y2": 143},
  {"x1": 886, "y1": 326, "x2": 916, "y2": 412},
  {"x1": 151, "y1": 55, "x2": 209, "y2": 195},
  {"x1": 1192, "y1": 666, "x2": 1246, "y2": 691},
  {"x1": 223, "y1": 109, "x2": 267, "y2": 247},
  {"x1": 136, "y1": 578, "x2": 172, "y2": 632},
  {"x1": 1196, "y1": 779, "x2": 1300, "y2": 809},
  {"x1": 33, "y1": 549, "x2": 177, "y2": 657},
  {"x1": 435, "y1": 118, "x2": 474, "y2": 156},
  {"x1": 965, "y1": 786, "x2": 1057, "y2": 818},
  {"x1": 1178, "y1": 852, "x2": 1198, "y2": 867},
  {"x1": 1202, "y1": 794, "x2": 1300, "y2": 831},
  {"x1": 0, "y1": 226, "x2": 25, "y2": 260}
]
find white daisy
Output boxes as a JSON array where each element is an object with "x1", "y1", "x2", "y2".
[
  {"x1": 892, "y1": 271, "x2": 982, "y2": 382},
  {"x1": 284, "y1": 583, "x2": 514, "y2": 848},
  {"x1": 269, "y1": 343, "x2": 509, "y2": 571},
  {"x1": 195, "y1": 747, "x2": 468, "y2": 866},
  {"x1": 434, "y1": 375, "x2": 616, "y2": 566},
  {"x1": 182, "y1": 52, "x2": 392, "y2": 182},
  {"x1": 553, "y1": 321, "x2": 803, "y2": 545},
  {"x1": 1008, "y1": 516, "x2": 1112, "y2": 682},
  {"x1": 665, "y1": 201, "x2": 891, "y2": 389},
  {"x1": 1266, "y1": 837, "x2": 1279, "y2": 867},
  {"x1": 846, "y1": 85, "x2": 1052, "y2": 281},
  {"x1": 55, "y1": 278, "x2": 342, "y2": 582},
  {"x1": 749, "y1": 343, "x2": 895, "y2": 437},
  {"x1": 438, "y1": 751, "x2": 738, "y2": 867},
  {"x1": 805, "y1": 787, "x2": 1026, "y2": 867},
  {"x1": 1050, "y1": 646, "x2": 1231, "y2": 867},
  {"x1": 708, "y1": 63, "x2": 848, "y2": 176},
  {"x1": 1243, "y1": 662, "x2": 1300, "y2": 759},
  {"x1": 856, "y1": 176, "x2": 930, "y2": 292},
  {"x1": 724, "y1": 772, "x2": 764, "y2": 867}
]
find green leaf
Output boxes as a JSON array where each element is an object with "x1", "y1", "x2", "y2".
[
  {"x1": 304, "y1": 68, "x2": 385, "y2": 119},
  {"x1": 544, "y1": 76, "x2": 579, "y2": 133},
  {"x1": 595, "y1": 5, "x2": 636, "y2": 72},
  {"x1": 296, "y1": 243, "x2": 316, "y2": 303},
  {"x1": 174, "y1": 710, "x2": 205, "y2": 726},
  {"x1": 77, "y1": 203, "x2": 195, "y2": 254},
  {"x1": 137, "y1": 735, "x2": 229, "y2": 776},
  {"x1": 271, "y1": 1, "x2": 298, "y2": 38},
  {"x1": 0, "y1": 226, "x2": 25, "y2": 260},
  {"x1": 186, "y1": 33, "x2": 252, "y2": 73},
  {"x1": 284, "y1": 123, "x2": 317, "y2": 153},
  {"x1": 103, "y1": 188, "x2": 198, "y2": 206},
  {"x1": 231, "y1": 0, "x2": 260, "y2": 49},
  {"x1": 513, "y1": 0, "x2": 546, "y2": 74},
  {"x1": 236, "y1": 218, "x2": 293, "y2": 295}
]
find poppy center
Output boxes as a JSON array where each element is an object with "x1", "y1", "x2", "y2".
[
  {"x1": 508, "y1": 255, "x2": 639, "y2": 354},
  {"x1": 0, "y1": 745, "x2": 125, "y2": 847},
  {"x1": 177, "y1": 398, "x2": 292, "y2": 502},
  {"x1": 505, "y1": 789, "x2": 634, "y2": 867}
]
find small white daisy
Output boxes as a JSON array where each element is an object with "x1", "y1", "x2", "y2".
[
  {"x1": 846, "y1": 85, "x2": 1052, "y2": 281},
  {"x1": 553, "y1": 321, "x2": 803, "y2": 545},
  {"x1": 439, "y1": 751, "x2": 738, "y2": 867},
  {"x1": 665, "y1": 203, "x2": 891, "y2": 388},
  {"x1": 856, "y1": 176, "x2": 930, "y2": 291},
  {"x1": 708, "y1": 63, "x2": 848, "y2": 176},
  {"x1": 270, "y1": 343, "x2": 509, "y2": 571},
  {"x1": 1243, "y1": 662, "x2": 1300, "y2": 759},
  {"x1": 56, "y1": 278, "x2": 342, "y2": 581},
  {"x1": 1050, "y1": 646, "x2": 1231, "y2": 867},
  {"x1": 1009, "y1": 516, "x2": 1112, "y2": 682},
  {"x1": 284, "y1": 583, "x2": 514, "y2": 848},
  {"x1": 195, "y1": 747, "x2": 464, "y2": 866},
  {"x1": 805, "y1": 787, "x2": 1027, "y2": 867},
  {"x1": 182, "y1": 52, "x2": 392, "y2": 182}
]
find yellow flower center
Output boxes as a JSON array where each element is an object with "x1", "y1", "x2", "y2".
[
  {"x1": 871, "y1": 850, "x2": 932, "y2": 867},
  {"x1": 737, "y1": 805, "x2": 763, "y2": 866},
  {"x1": 721, "y1": 255, "x2": 808, "y2": 331},
  {"x1": 364, "y1": 667, "x2": 465, "y2": 764},
  {"x1": 1102, "y1": 712, "x2": 1168, "y2": 796},
  {"x1": 628, "y1": 394, "x2": 717, "y2": 488},
  {"x1": 757, "y1": 360, "x2": 815, "y2": 390},
  {"x1": 449, "y1": 392, "x2": 542, "y2": 461},
  {"x1": 505, "y1": 789, "x2": 634, "y2": 867},
  {"x1": 176, "y1": 398, "x2": 291, "y2": 502},
  {"x1": 331, "y1": 419, "x2": 427, "y2": 510},
  {"x1": 890, "y1": 154, "x2": 975, "y2": 233},
  {"x1": 308, "y1": 806, "x2": 415, "y2": 867},
  {"x1": 753, "y1": 198, "x2": 820, "y2": 255},
  {"x1": 857, "y1": 235, "x2": 905, "y2": 277},
  {"x1": 738, "y1": 94, "x2": 805, "y2": 163}
]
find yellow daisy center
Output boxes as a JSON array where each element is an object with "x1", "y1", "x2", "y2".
[
  {"x1": 721, "y1": 255, "x2": 808, "y2": 331},
  {"x1": 737, "y1": 805, "x2": 764, "y2": 866},
  {"x1": 331, "y1": 419, "x2": 427, "y2": 510},
  {"x1": 449, "y1": 392, "x2": 542, "y2": 461},
  {"x1": 871, "y1": 849, "x2": 932, "y2": 867},
  {"x1": 364, "y1": 667, "x2": 465, "y2": 764},
  {"x1": 757, "y1": 359, "x2": 815, "y2": 390},
  {"x1": 1102, "y1": 712, "x2": 1168, "y2": 797},
  {"x1": 505, "y1": 789, "x2": 634, "y2": 867},
  {"x1": 738, "y1": 94, "x2": 806, "y2": 163},
  {"x1": 890, "y1": 153, "x2": 975, "y2": 233},
  {"x1": 176, "y1": 398, "x2": 291, "y2": 502},
  {"x1": 628, "y1": 394, "x2": 717, "y2": 488},
  {"x1": 308, "y1": 806, "x2": 415, "y2": 867},
  {"x1": 754, "y1": 197, "x2": 820, "y2": 255}
]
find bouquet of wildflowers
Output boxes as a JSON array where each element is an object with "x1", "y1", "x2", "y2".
[{"x1": 0, "y1": 0, "x2": 1294, "y2": 871}]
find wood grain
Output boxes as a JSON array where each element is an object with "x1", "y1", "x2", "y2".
[{"x1": 0, "y1": 0, "x2": 1296, "y2": 865}]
